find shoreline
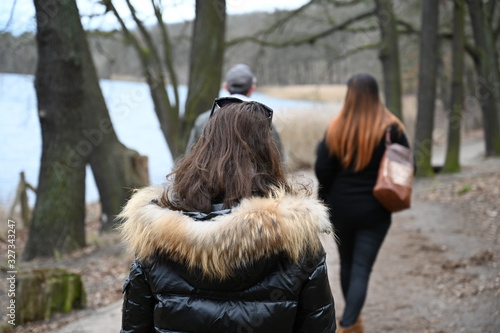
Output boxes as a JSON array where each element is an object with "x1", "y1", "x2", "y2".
[{"x1": 1, "y1": 72, "x2": 347, "y2": 103}]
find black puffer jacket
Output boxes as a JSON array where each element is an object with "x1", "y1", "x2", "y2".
[{"x1": 118, "y1": 185, "x2": 336, "y2": 333}]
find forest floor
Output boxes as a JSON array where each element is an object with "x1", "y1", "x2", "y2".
[{"x1": 1, "y1": 131, "x2": 499, "y2": 333}]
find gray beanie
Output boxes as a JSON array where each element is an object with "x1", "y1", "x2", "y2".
[{"x1": 224, "y1": 64, "x2": 256, "y2": 94}]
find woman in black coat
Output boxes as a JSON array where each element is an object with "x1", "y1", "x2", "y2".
[
  {"x1": 315, "y1": 74, "x2": 411, "y2": 333},
  {"x1": 119, "y1": 98, "x2": 336, "y2": 333}
]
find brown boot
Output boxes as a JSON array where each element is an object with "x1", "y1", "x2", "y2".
[{"x1": 337, "y1": 315, "x2": 364, "y2": 333}]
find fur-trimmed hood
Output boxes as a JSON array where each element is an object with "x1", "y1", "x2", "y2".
[{"x1": 118, "y1": 185, "x2": 333, "y2": 279}]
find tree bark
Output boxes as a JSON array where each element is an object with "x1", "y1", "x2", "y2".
[
  {"x1": 375, "y1": 0, "x2": 403, "y2": 120},
  {"x1": 82, "y1": 76, "x2": 149, "y2": 231},
  {"x1": 414, "y1": 0, "x2": 439, "y2": 177},
  {"x1": 466, "y1": 0, "x2": 500, "y2": 156},
  {"x1": 24, "y1": 0, "x2": 148, "y2": 259},
  {"x1": 107, "y1": 0, "x2": 226, "y2": 157},
  {"x1": 24, "y1": 0, "x2": 88, "y2": 259},
  {"x1": 443, "y1": 0, "x2": 465, "y2": 173},
  {"x1": 68, "y1": 2, "x2": 149, "y2": 231},
  {"x1": 107, "y1": 0, "x2": 181, "y2": 158},
  {"x1": 183, "y1": 0, "x2": 227, "y2": 154}
]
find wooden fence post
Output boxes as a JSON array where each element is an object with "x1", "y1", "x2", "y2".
[{"x1": 8, "y1": 171, "x2": 37, "y2": 228}]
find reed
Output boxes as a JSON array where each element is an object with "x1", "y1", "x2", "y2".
[{"x1": 273, "y1": 94, "x2": 418, "y2": 171}]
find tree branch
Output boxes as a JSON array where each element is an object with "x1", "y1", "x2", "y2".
[
  {"x1": 396, "y1": 19, "x2": 419, "y2": 35},
  {"x1": 152, "y1": 0, "x2": 180, "y2": 109},
  {"x1": 484, "y1": 0, "x2": 495, "y2": 25},
  {"x1": 344, "y1": 25, "x2": 379, "y2": 33},
  {"x1": 327, "y1": 0, "x2": 364, "y2": 7},
  {"x1": 245, "y1": 0, "x2": 316, "y2": 40},
  {"x1": 87, "y1": 29, "x2": 121, "y2": 38},
  {"x1": 493, "y1": 10, "x2": 500, "y2": 42},
  {"x1": 104, "y1": 1, "x2": 145, "y2": 63},
  {"x1": 2, "y1": 0, "x2": 17, "y2": 31},
  {"x1": 396, "y1": 18, "x2": 479, "y2": 65},
  {"x1": 124, "y1": 0, "x2": 162, "y2": 68},
  {"x1": 333, "y1": 41, "x2": 380, "y2": 59},
  {"x1": 227, "y1": 9, "x2": 376, "y2": 48}
]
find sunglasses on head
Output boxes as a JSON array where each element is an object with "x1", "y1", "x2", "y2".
[{"x1": 209, "y1": 97, "x2": 274, "y2": 124}]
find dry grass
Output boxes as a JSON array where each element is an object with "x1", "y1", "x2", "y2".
[
  {"x1": 273, "y1": 103, "x2": 342, "y2": 170},
  {"x1": 0, "y1": 201, "x2": 23, "y2": 238},
  {"x1": 402, "y1": 94, "x2": 417, "y2": 146},
  {"x1": 267, "y1": 85, "x2": 419, "y2": 170},
  {"x1": 258, "y1": 84, "x2": 347, "y2": 102}
]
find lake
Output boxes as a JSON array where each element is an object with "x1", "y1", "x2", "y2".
[{"x1": 0, "y1": 73, "x2": 318, "y2": 209}]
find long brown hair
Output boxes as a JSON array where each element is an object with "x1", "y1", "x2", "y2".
[
  {"x1": 325, "y1": 73, "x2": 404, "y2": 172},
  {"x1": 162, "y1": 101, "x2": 287, "y2": 213}
]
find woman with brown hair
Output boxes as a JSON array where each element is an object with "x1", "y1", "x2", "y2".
[
  {"x1": 315, "y1": 74, "x2": 410, "y2": 333},
  {"x1": 118, "y1": 98, "x2": 337, "y2": 332}
]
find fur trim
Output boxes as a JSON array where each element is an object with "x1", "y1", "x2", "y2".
[{"x1": 118, "y1": 185, "x2": 333, "y2": 279}]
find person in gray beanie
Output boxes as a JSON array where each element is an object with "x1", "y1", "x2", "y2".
[
  {"x1": 186, "y1": 64, "x2": 284, "y2": 159},
  {"x1": 224, "y1": 63, "x2": 257, "y2": 95}
]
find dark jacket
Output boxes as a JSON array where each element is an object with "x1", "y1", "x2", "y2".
[
  {"x1": 118, "y1": 185, "x2": 336, "y2": 333},
  {"x1": 315, "y1": 123, "x2": 410, "y2": 225}
]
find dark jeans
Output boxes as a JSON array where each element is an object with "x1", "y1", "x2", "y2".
[{"x1": 334, "y1": 220, "x2": 391, "y2": 327}]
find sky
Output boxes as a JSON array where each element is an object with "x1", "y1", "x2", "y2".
[{"x1": 0, "y1": 0, "x2": 310, "y2": 36}]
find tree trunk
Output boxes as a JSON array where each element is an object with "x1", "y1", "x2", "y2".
[
  {"x1": 24, "y1": 0, "x2": 148, "y2": 259},
  {"x1": 466, "y1": 0, "x2": 500, "y2": 156},
  {"x1": 107, "y1": 0, "x2": 226, "y2": 158},
  {"x1": 73, "y1": 2, "x2": 149, "y2": 231},
  {"x1": 414, "y1": 0, "x2": 439, "y2": 177},
  {"x1": 483, "y1": 0, "x2": 500, "y2": 129},
  {"x1": 148, "y1": 75, "x2": 179, "y2": 158},
  {"x1": 24, "y1": 0, "x2": 88, "y2": 260},
  {"x1": 182, "y1": 0, "x2": 226, "y2": 154},
  {"x1": 375, "y1": 0, "x2": 403, "y2": 120},
  {"x1": 443, "y1": 0, "x2": 465, "y2": 173},
  {"x1": 108, "y1": 0, "x2": 180, "y2": 158}
]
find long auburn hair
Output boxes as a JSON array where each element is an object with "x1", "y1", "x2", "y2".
[
  {"x1": 161, "y1": 102, "x2": 287, "y2": 213},
  {"x1": 325, "y1": 73, "x2": 404, "y2": 172}
]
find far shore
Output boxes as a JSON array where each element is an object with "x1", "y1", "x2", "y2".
[{"x1": 107, "y1": 74, "x2": 348, "y2": 103}]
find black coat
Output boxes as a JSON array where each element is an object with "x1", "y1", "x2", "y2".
[{"x1": 118, "y1": 186, "x2": 336, "y2": 333}]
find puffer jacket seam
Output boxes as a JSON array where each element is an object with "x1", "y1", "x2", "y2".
[{"x1": 156, "y1": 292, "x2": 299, "y2": 304}]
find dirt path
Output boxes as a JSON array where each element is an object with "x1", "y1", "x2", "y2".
[
  {"x1": 312, "y1": 148, "x2": 500, "y2": 333},
  {"x1": 50, "y1": 159, "x2": 499, "y2": 333},
  {"x1": 321, "y1": 162, "x2": 499, "y2": 332},
  {"x1": 8, "y1": 136, "x2": 499, "y2": 333}
]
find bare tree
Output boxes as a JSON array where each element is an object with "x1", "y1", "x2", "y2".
[
  {"x1": 24, "y1": 0, "x2": 89, "y2": 259},
  {"x1": 183, "y1": 0, "x2": 226, "y2": 148},
  {"x1": 225, "y1": 1, "x2": 407, "y2": 119},
  {"x1": 414, "y1": 0, "x2": 440, "y2": 177},
  {"x1": 104, "y1": 0, "x2": 180, "y2": 157},
  {"x1": 375, "y1": 0, "x2": 403, "y2": 120},
  {"x1": 24, "y1": 0, "x2": 147, "y2": 259},
  {"x1": 465, "y1": 0, "x2": 500, "y2": 156},
  {"x1": 105, "y1": 0, "x2": 226, "y2": 157},
  {"x1": 442, "y1": 0, "x2": 466, "y2": 173}
]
